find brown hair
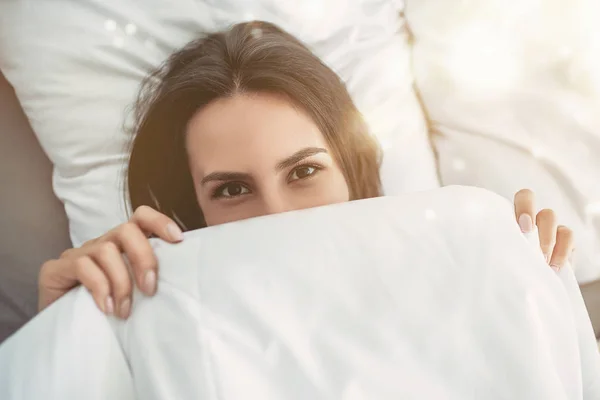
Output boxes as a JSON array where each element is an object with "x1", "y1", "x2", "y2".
[{"x1": 127, "y1": 21, "x2": 382, "y2": 230}]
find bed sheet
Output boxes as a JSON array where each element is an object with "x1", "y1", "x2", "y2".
[{"x1": 1, "y1": 186, "x2": 598, "y2": 399}]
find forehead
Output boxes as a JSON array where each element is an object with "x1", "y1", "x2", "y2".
[{"x1": 186, "y1": 93, "x2": 328, "y2": 174}]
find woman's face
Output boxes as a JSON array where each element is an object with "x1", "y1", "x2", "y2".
[{"x1": 186, "y1": 92, "x2": 350, "y2": 227}]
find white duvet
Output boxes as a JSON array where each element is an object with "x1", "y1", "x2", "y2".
[{"x1": 1, "y1": 186, "x2": 599, "y2": 399}]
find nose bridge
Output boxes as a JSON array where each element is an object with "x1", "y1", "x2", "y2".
[{"x1": 260, "y1": 185, "x2": 289, "y2": 216}]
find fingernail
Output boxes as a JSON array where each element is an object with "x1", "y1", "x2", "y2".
[
  {"x1": 518, "y1": 214, "x2": 533, "y2": 233},
  {"x1": 119, "y1": 298, "x2": 131, "y2": 319},
  {"x1": 166, "y1": 223, "x2": 184, "y2": 242},
  {"x1": 544, "y1": 253, "x2": 551, "y2": 263},
  {"x1": 550, "y1": 264, "x2": 560, "y2": 273},
  {"x1": 105, "y1": 296, "x2": 114, "y2": 315},
  {"x1": 144, "y1": 270, "x2": 157, "y2": 295}
]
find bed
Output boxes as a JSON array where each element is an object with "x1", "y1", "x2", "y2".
[{"x1": 0, "y1": 0, "x2": 598, "y2": 348}]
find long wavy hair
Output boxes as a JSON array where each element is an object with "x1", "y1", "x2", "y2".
[{"x1": 126, "y1": 21, "x2": 382, "y2": 230}]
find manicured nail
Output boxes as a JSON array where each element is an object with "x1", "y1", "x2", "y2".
[
  {"x1": 105, "y1": 296, "x2": 115, "y2": 315},
  {"x1": 166, "y1": 223, "x2": 184, "y2": 242},
  {"x1": 144, "y1": 270, "x2": 157, "y2": 295},
  {"x1": 518, "y1": 214, "x2": 533, "y2": 233},
  {"x1": 550, "y1": 264, "x2": 560, "y2": 273},
  {"x1": 120, "y1": 298, "x2": 131, "y2": 319}
]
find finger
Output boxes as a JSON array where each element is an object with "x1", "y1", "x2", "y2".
[
  {"x1": 514, "y1": 189, "x2": 536, "y2": 233},
  {"x1": 38, "y1": 259, "x2": 79, "y2": 311},
  {"x1": 74, "y1": 256, "x2": 114, "y2": 315},
  {"x1": 114, "y1": 222, "x2": 158, "y2": 296},
  {"x1": 91, "y1": 241, "x2": 134, "y2": 319},
  {"x1": 549, "y1": 226, "x2": 575, "y2": 272},
  {"x1": 535, "y1": 209, "x2": 557, "y2": 263},
  {"x1": 130, "y1": 205, "x2": 184, "y2": 243}
]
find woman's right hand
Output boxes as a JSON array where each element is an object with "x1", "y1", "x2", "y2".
[{"x1": 38, "y1": 206, "x2": 184, "y2": 319}]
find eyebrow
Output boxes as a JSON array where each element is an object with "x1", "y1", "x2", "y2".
[
  {"x1": 275, "y1": 147, "x2": 328, "y2": 171},
  {"x1": 201, "y1": 171, "x2": 253, "y2": 186},
  {"x1": 200, "y1": 147, "x2": 328, "y2": 186}
]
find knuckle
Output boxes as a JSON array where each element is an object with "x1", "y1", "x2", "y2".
[
  {"x1": 124, "y1": 240, "x2": 155, "y2": 270},
  {"x1": 59, "y1": 248, "x2": 74, "y2": 259},
  {"x1": 73, "y1": 256, "x2": 90, "y2": 273},
  {"x1": 82, "y1": 237, "x2": 99, "y2": 247},
  {"x1": 40, "y1": 259, "x2": 57, "y2": 272},
  {"x1": 79, "y1": 272, "x2": 109, "y2": 296},
  {"x1": 38, "y1": 259, "x2": 58, "y2": 284},
  {"x1": 95, "y1": 241, "x2": 119, "y2": 258},
  {"x1": 133, "y1": 205, "x2": 153, "y2": 220},
  {"x1": 118, "y1": 221, "x2": 140, "y2": 238}
]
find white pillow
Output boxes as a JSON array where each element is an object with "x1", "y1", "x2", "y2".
[
  {"x1": 405, "y1": 0, "x2": 600, "y2": 283},
  {"x1": 0, "y1": 0, "x2": 438, "y2": 248},
  {"x1": 1, "y1": 187, "x2": 599, "y2": 399}
]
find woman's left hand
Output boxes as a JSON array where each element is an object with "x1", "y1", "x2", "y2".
[{"x1": 513, "y1": 189, "x2": 574, "y2": 272}]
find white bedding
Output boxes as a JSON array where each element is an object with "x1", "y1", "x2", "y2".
[
  {"x1": 406, "y1": 0, "x2": 600, "y2": 283},
  {"x1": 0, "y1": 0, "x2": 437, "y2": 248},
  {"x1": 1, "y1": 186, "x2": 599, "y2": 399}
]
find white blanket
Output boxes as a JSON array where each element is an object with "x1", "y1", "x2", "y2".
[
  {"x1": 406, "y1": 0, "x2": 600, "y2": 283},
  {"x1": 1, "y1": 186, "x2": 599, "y2": 399}
]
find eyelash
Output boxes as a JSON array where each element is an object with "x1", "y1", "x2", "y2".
[
  {"x1": 211, "y1": 181, "x2": 247, "y2": 200},
  {"x1": 210, "y1": 163, "x2": 324, "y2": 200},
  {"x1": 287, "y1": 162, "x2": 323, "y2": 182}
]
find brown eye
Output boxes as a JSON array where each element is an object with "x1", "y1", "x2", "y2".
[
  {"x1": 215, "y1": 183, "x2": 249, "y2": 198},
  {"x1": 289, "y1": 165, "x2": 317, "y2": 181}
]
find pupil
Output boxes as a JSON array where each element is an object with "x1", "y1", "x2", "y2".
[
  {"x1": 297, "y1": 167, "x2": 310, "y2": 178},
  {"x1": 228, "y1": 184, "x2": 242, "y2": 196}
]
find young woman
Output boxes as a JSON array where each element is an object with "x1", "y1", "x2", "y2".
[{"x1": 37, "y1": 21, "x2": 574, "y2": 320}]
